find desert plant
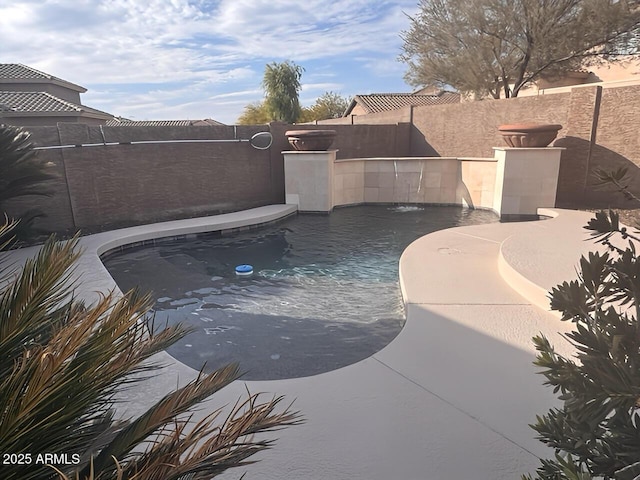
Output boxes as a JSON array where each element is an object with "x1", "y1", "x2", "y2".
[
  {"x1": 593, "y1": 166, "x2": 640, "y2": 205},
  {"x1": 0, "y1": 124, "x2": 55, "y2": 205},
  {"x1": 523, "y1": 207, "x2": 640, "y2": 479},
  {"x1": 0, "y1": 124, "x2": 57, "y2": 239},
  {"x1": 0, "y1": 222, "x2": 301, "y2": 480}
]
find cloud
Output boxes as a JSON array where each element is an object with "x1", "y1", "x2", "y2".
[
  {"x1": 1, "y1": 0, "x2": 418, "y2": 123},
  {"x1": 208, "y1": 90, "x2": 264, "y2": 100},
  {"x1": 301, "y1": 82, "x2": 344, "y2": 92},
  {"x1": 207, "y1": 0, "x2": 414, "y2": 60}
]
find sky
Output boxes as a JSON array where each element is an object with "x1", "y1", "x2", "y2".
[{"x1": 1, "y1": 0, "x2": 421, "y2": 124}]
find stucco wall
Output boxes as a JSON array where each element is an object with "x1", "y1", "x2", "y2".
[
  {"x1": 10, "y1": 80, "x2": 636, "y2": 238},
  {"x1": 7, "y1": 122, "x2": 405, "y2": 235},
  {"x1": 410, "y1": 94, "x2": 571, "y2": 157},
  {"x1": 552, "y1": 84, "x2": 640, "y2": 207},
  {"x1": 270, "y1": 122, "x2": 410, "y2": 159},
  {"x1": 61, "y1": 141, "x2": 273, "y2": 230},
  {"x1": 518, "y1": 56, "x2": 640, "y2": 96},
  {"x1": 5, "y1": 124, "x2": 278, "y2": 234},
  {"x1": 580, "y1": 85, "x2": 640, "y2": 206}
]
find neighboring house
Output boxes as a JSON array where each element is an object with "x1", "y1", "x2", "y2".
[
  {"x1": 344, "y1": 89, "x2": 460, "y2": 116},
  {"x1": 516, "y1": 56, "x2": 640, "y2": 96},
  {"x1": 106, "y1": 118, "x2": 225, "y2": 127},
  {"x1": 0, "y1": 63, "x2": 114, "y2": 126}
]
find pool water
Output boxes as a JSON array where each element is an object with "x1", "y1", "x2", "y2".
[{"x1": 102, "y1": 205, "x2": 498, "y2": 380}]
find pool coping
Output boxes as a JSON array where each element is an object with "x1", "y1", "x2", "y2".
[{"x1": 1, "y1": 204, "x2": 603, "y2": 480}]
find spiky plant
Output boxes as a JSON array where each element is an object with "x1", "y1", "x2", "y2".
[
  {"x1": 0, "y1": 222, "x2": 301, "y2": 480},
  {"x1": 0, "y1": 124, "x2": 57, "y2": 240},
  {"x1": 0, "y1": 124, "x2": 55, "y2": 205},
  {"x1": 523, "y1": 209, "x2": 640, "y2": 479}
]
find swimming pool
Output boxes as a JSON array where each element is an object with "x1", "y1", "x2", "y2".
[{"x1": 102, "y1": 205, "x2": 499, "y2": 380}]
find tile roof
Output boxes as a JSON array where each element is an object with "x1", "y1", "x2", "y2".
[
  {"x1": 0, "y1": 91, "x2": 113, "y2": 118},
  {"x1": 106, "y1": 118, "x2": 225, "y2": 127},
  {"x1": 0, "y1": 63, "x2": 86, "y2": 92},
  {"x1": 346, "y1": 91, "x2": 460, "y2": 115},
  {"x1": 0, "y1": 64, "x2": 51, "y2": 80}
]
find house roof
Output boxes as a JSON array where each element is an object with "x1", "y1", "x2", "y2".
[
  {"x1": 0, "y1": 63, "x2": 87, "y2": 92},
  {"x1": 0, "y1": 91, "x2": 113, "y2": 119},
  {"x1": 344, "y1": 91, "x2": 460, "y2": 115},
  {"x1": 105, "y1": 118, "x2": 225, "y2": 127}
]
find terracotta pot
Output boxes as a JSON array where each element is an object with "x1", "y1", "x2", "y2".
[
  {"x1": 285, "y1": 130, "x2": 337, "y2": 151},
  {"x1": 498, "y1": 123, "x2": 562, "y2": 148}
]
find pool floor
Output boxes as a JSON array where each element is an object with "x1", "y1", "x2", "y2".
[{"x1": 102, "y1": 205, "x2": 498, "y2": 380}]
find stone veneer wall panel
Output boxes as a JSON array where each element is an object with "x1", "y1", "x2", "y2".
[
  {"x1": 333, "y1": 158, "x2": 471, "y2": 208},
  {"x1": 460, "y1": 160, "x2": 498, "y2": 209},
  {"x1": 493, "y1": 148, "x2": 563, "y2": 216}
]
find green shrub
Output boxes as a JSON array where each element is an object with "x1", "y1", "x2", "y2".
[{"x1": 524, "y1": 210, "x2": 640, "y2": 480}]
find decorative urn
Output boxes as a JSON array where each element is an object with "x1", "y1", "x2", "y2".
[
  {"x1": 285, "y1": 130, "x2": 337, "y2": 151},
  {"x1": 498, "y1": 123, "x2": 562, "y2": 148}
]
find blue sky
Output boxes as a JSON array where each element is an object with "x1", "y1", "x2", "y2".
[{"x1": 1, "y1": 0, "x2": 420, "y2": 124}]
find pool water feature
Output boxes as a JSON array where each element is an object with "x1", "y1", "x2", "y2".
[{"x1": 102, "y1": 205, "x2": 499, "y2": 380}]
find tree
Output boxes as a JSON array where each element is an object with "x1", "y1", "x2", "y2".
[
  {"x1": 523, "y1": 170, "x2": 640, "y2": 479},
  {"x1": 302, "y1": 92, "x2": 350, "y2": 122},
  {"x1": 236, "y1": 102, "x2": 271, "y2": 125},
  {"x1": 237, "y1": 64, "x2": 349, "y2": 124},
  {"x1": 400, "y1": 0, "x2": 640, "y2": 99},
  {"x1": 262, "y1": 61, "x2": 304, "y2": 123},
  {"x1": 238, "y1": 91, "x2": 350, "y2": 125},
  {"x1": 0, "y1": 232, "x2": 301, "y2": 477}
]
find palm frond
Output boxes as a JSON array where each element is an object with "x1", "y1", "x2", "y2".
[
  {"x1": 0, "y1": 124, "x2": 56, "y2": 205},
  {"x1": 0, "y1": 228, "x2": 301, "y2": 480},
  {"x1": 0, "y1": 235, "x2": 80, "y2": 378},
  {"x1": 0, "y1": 216, "x2": 18, "y2": 251},
  {"x1": 114, "y1": 392, "x2": 302, "y2": 480},
  {"x1": 87, "y1": 363, "x2": 242, "y2": 476}
]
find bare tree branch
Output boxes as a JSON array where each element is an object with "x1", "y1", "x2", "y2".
[{"x1": 400, "y1": 0, "x2": 640, "y2": 98}]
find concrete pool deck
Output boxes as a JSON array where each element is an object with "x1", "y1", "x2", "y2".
[{"x1": 1, "y1": 205, "x2": 603, "y2": 479}]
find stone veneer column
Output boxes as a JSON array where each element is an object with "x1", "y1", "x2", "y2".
[
  {"x1": 493, "y1": 147, "x2": 564, "y2": 217},
  {"x1": 283, "y1": 150, "x2": 337, "y2": 212}
]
